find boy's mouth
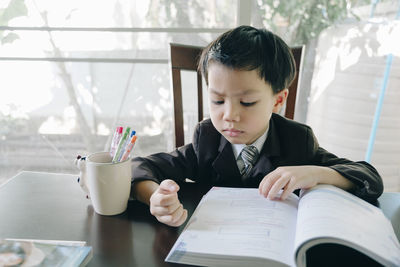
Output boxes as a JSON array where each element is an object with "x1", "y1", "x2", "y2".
[{"x1": 223, "y1": 128, "x2": 243, "y2": 137}]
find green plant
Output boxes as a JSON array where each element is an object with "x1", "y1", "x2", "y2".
[
  {"x1": 256, "y1": 0, "x2": 371, "y2": 45},
  {"x1": 0, "y1": 0, "x2": 27, "y2": 44}
]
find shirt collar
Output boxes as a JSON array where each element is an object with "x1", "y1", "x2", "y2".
[{"x1": 231, "y1": 126, "x2": 269, "y2": 159}]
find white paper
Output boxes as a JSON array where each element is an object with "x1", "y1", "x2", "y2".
[
  {"x1": 295, "y1": 185, "x2": 400, "y2": 266},
  {"x1": 167, "y1": 187, "x2": 299, "y2": 266}
]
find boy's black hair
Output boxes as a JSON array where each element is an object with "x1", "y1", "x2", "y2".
[{"x1": 199, "y1": 25, "x2": 296, "y2": 94}]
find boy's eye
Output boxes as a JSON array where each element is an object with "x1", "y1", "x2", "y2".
[
  {"x1": 212, "y1": 100, "x2": 224, "y2": 105},
  {"x1": 240, "y1": 101, "x2": 256, "y2": 107}
]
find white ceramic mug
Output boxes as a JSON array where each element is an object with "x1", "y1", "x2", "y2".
[{"x1": 75, "y1": 151, "x2": 132, "y2": 216}]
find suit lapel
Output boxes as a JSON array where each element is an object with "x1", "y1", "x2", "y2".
[
  {"x1": 244, "y1": 116, "x2": 281, "y2": 186},
  {"x1": 261, "y1": 115, "x2": 281, "y2": 158},
  {"x1": 212, "y1": 136, "x2": 242, "y2": 186}
]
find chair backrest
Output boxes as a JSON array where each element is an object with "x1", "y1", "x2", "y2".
[
  {"x1": 170, "y1": 43, "x2": 304, "y2": 148},
  {"x1": 284, "y1": 46, "x2": 303, "y2": 120}
]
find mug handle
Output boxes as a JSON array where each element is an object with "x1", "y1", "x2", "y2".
[{"x1": 74, "y1": 155, "x2": 90, "y2": 199}]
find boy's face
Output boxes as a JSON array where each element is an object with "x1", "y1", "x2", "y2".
[{"x1": 207, "y1": 62, "x2": 287, "y2": 145}]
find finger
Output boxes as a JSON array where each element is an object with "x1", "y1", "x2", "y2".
[
  {"x1": 161, "y1": 209, "x2": 188, "y2": 227},
  {"x1": 150, "y1": 192, "x2": 179, "y2": 207},
  {"x1": 158, "y1": 204, "x2": 186, "y2": 226},
  {"x1": 173, "y1": 209, "x2": 188, "y2": 227},
  {"x1": 260, "y1": 179, "x2": 273, "y2": 198},
  {"x1": 259, "y1": 173, "x2": 271, "y2": 196},
  {"x1": 159, "y1": 179, "x2": 180, "y2": 194},
  {"x1": 280, "y1": 179, "x2": 296, "y2": 200},
  {"x1": 268, "y1": 176, "x2": 290, "y2": 200},
  {"x1": 259, "y1": 176, "x2": 267, "y2": 195},
  {"x1": 260, "y1": 172, "x2": 280, "y2": 198},
  {"x1": 151, "y1": 199, "x2": 181, "y2": 216}
]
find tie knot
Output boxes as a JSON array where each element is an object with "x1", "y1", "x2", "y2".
[{"x1": 241, "y1": 145, "x2": 259, "y2": 166}]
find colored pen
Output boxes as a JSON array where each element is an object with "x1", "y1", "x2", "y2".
[
  {"x1": 112, "y1": 127, "x2": 130, "y2": 163},
  {"x1": 118, "y1": 130, "x2": 136, "y2": 162},
  {"x1": 109, "y1": 126, "x2": 123, "y2": 157},
  {"x1": 120, "y1": 135, "x2": 137, "y2": 162}
]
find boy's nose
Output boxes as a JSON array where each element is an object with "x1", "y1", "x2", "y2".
[{"x1": 223, "y1": 103, "x2": 239, "y2": 122}]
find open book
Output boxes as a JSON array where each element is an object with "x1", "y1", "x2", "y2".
[
  {"x1": 0, "y1": 239, "x2": 92, "y2": 266},
  {"x1": 166, "y1": 185, "x2": 400, "y2": 267}
]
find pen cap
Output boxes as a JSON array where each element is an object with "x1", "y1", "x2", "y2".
[{"x1": 117, "y1": 127, "x2": 123, "y2": 134}]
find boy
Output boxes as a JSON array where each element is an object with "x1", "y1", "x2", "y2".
[{"x1": 131, "y1": 26, "x2": 383, "y2": 227}]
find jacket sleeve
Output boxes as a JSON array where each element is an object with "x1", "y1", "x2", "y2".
[
  {"x1": 306, "y1": 127, "x2": 384, "y2": 202},
  {"x1": 131, "y1": 125, "x2": 201, "y2": 185}
]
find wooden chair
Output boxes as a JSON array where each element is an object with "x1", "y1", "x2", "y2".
[
  {"x1": 170, "y1": 43, "x2": 304, "y2": 148},
  {"x1": 284, "y1": 46, "x2": 303, "y2": 120}
]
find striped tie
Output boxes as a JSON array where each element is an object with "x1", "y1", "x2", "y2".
[{"x1": 240, "y1": 145, "x2": 259, "y2": 178}]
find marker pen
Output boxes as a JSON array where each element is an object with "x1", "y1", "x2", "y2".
[
  {"x1": 110, "y1": 126, "x2": 123, "y2": 157},
  {"x1": 118, "y1": 130, "x2": 136, "y2": 162},
  {"x1": 112, "y1": 127, "x2": 130, "y2": 163},
  {"x1": 120, "y1": 135, "x2": 137, "y2": 162}
]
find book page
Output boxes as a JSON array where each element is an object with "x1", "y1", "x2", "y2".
[
  {"x1": 5, "y1": 239, "x2": 86, "y2": 246},
  {"x1": 0, "y1": 239, "x2": 92, "y2": 267},
  {"x1": 294, "y1": 185, "x2": 400, "y2": 266},
  {"x1": 166, "y1": 187, "x2": 299, "y2": 267}
]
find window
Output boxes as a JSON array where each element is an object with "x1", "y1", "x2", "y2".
[
  {"x1": 1, "y1": 0, "x2": 398, "y2": 192},
  {"x1": 0, "y1": 0, "x2": 238, "y2": 183}
]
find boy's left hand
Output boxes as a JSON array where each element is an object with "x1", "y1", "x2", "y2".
[
  {"x1": 259, "y1": 165, "x2": 354, "y2": 200},
  {"x1": 258, "y1": 166, "x2": 320, "y2": 200}
]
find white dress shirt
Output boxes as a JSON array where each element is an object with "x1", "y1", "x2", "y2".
[{"x1": 231, "y1": 127, "x2": 269, "y2": 171}]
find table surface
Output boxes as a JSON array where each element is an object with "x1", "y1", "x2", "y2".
[
  {"x1": 1, "y1": 171, "x2": 399, "y2": 267},
  {"x1": 0, "y1": 171, "x2": 208, "y2": 267}
]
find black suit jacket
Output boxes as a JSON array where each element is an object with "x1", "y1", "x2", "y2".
[{"x1": 131, "y1": 113, "x2": 383, "y2": 202}]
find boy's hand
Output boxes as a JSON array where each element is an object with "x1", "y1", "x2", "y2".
[
  {"x1": 149, "y1": 179, "x2": 188, "y2": 227},
  {"x1": 258, "y1": 166, "x2": 320, "y2": 200},
  {"x1": 258, "y1": 165, "x2": 354, "y2": 200}
]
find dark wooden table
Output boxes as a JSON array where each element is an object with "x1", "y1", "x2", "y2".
[
  {"x1": 1, "y1": 171, "x2": 399, "y2": 267},
  {"x1": 0, "y1": 171, "x2": 209, "y2": 267}
]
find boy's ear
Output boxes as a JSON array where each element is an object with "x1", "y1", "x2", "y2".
[{"x1": 272, "y1": 89, "x2": 289, "y2": 113}]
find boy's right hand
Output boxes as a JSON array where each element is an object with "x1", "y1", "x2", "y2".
[{"x1": 149, "y1": 179, "x2": 188, "y2": 227}]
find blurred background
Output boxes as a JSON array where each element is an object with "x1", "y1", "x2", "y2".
[{"x1": 0, "y1": 0, "x2": 399, "y2": 191}]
